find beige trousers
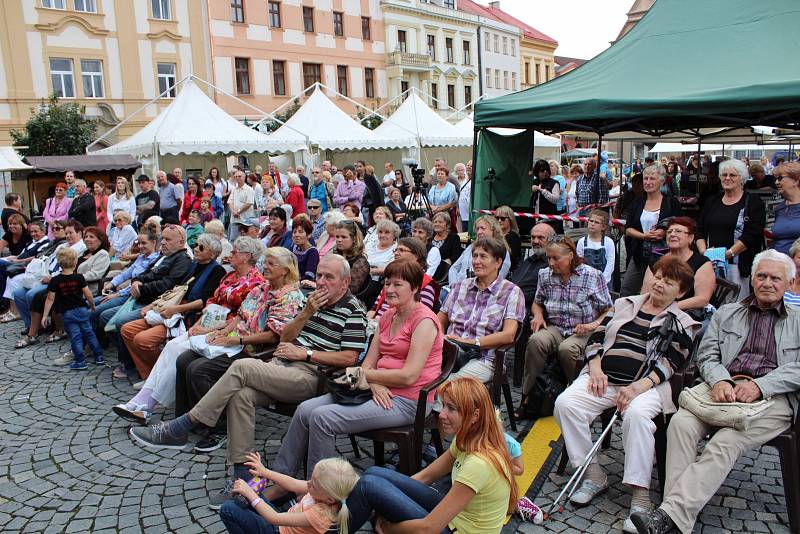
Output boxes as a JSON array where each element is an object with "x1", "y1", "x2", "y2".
[
  {"x1": 523, "y1": 326, "x2": 588, "y2": 394},
  {"x1": 661, "y1": 396, "x2": 792, "y2": 533},
  {"x1": 189, "y1": 358, "x2": 321, "y2": 464}
]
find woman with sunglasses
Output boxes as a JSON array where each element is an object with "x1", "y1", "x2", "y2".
[
  {"x1": 494, "y1": 206, "x2": 522, "y2": 273},
  {"x1": 43, "y1": 182, "x2": 72, "y2": 239},
  {"x1": 394, "y1": 168, "x2": 410, "y2": 199},
  {"x1": 108, "y1": 210, "x2": 137, "y2": 260},
  {"x1": 772, "y1": 162, "x2": 800, "y2": 256}
]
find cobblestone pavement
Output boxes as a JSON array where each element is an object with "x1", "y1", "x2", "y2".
[{"x1": 0, "y1": 326, "x2": 791, "y2": 533}]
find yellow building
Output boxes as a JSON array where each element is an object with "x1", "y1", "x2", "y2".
[{"x1": 0, "y1": 0, "x2": 213, "y2": 147}]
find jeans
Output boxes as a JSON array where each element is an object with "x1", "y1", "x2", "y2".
[
  {"x1": 106, "y1": 305, "x2": 145, "y2": 363},
  {"x1": 91, "y1": 295, "x2": 129, "y2": 330},
  {"x1": 63, "y1": 307, "x2": 104, "y2": 363},
  {"x1": 13, "y1": 284, "x2": 47, "y2": 329},
  {"x1": 219, "y1": 498, "x2": 279, "y2": 534},
  {"x1": 346, "y1": 466, "x2": 449, "y2": 534}
]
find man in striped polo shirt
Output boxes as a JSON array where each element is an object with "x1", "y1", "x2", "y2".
[{"x1": 129, "y1": 254, "x2": 367, "y2": 509}]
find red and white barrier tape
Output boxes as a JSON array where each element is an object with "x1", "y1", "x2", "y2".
[{"x1": 477, "y1": 209, "x2": 626, "y2": 227}]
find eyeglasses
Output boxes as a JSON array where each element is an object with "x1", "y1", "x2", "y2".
[
  {"x1": 308, "y1": 205, "x2": 321, "y2": 209},
  {"x1": 666, "y1": 228, "x2": 689, "y2": 235},
  {"x1": 312, "y1": 171, "x2": 320, "y2": 174},
  {"x1": 53, "y1": 226, "x2": 65, "y2": 231},
  {"x1": 547, "y1": 235, "x2": 569, "y2": 244}
]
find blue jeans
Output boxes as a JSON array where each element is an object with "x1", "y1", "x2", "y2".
[
  {"x1": 91, "y1": 295, "x2": 129, "y2": 330},
  {"x1": 106, "y1": 304, "x2": 145, "y2": 369},
  {"x1": 63, "y1": 307, "x2": 104, "y2": 363},
  {"x1": 13, "y1": 284, "x2": 47, "y2": 329},
  {"x1": 220, "y1": 499, "x2": 279, "y2": 534},
  {"x1": 346, "y1": 466, "x2": 448, "y2": 534}
]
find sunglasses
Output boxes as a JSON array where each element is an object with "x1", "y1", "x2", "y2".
[
  {"x1": 308, "y1": 205, "x2": 321, "y2": 209},
  {"x1": 495, "y1": 216, "x2": 509, "y2": 221},
  {"x1": 312, "y1": 171, "x2": 320, "y2": 174}
]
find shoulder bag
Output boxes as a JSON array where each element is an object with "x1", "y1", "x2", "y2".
[{"x1": 678, "y1": 375, "x2": 774, "y2": 432}]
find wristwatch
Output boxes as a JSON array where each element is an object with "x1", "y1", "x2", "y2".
[
  {"x1": 475, "y1": 338, "x2": 481, "y2": 348},
  {"x1": 306, "y1": 349, "x2": 313, "y2": 362}
]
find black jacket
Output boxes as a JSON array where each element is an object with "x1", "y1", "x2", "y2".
[
  {"x1": 697, "y1": 192, "x2": 765, "y2": 277},
  {"x1": 133, "y1": 249, "x2": 192, "y2": 304},
  {"x1": 68, "y1": 193, "x2": 97, "y2": 227},
  {"x1": 625, "y1": 194, "x2": 682, "y2": 266},
  {"x1": 510, "y1": 254, "x2": 548, "y2": 310}
]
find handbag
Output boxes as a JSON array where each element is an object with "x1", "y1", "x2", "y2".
[
  {"x1": 449, "y1": 338, "x2": 483, "y2": 373},
  {"x1": 519, "y1": 356, "x2": 567, "y2": 418},
  {"x1": 678, "y1": 376, "x2": 774, "y2": 432},
  {"x1": 150, "y1": 277, "x2": 194, "y2": 313},
  {"x1": 103, "y1": 296, "x2": 137, "y2": 332},
  {"x1": 325, "y1": 368, "x2": 372, "y2": 405}
]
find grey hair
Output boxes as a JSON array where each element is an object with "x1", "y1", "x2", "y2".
[
  {"x1": 643, "y1": 164, "x2": 665, "y2": 181},
  {"x1": 74, "y1": 179, "x2": 87, "y2": 188},
  {"x1": 204, "y1": 219, "x2": 225, "y2": 235},
  {"x1": 720, "y1": 159, "x2": 750, "y2": 183},
  {"x1": 751, "y1": 249, "x2": 796, "y2": 281},
  {"x1": 322, "y1": 253, "x2": 351, "y2": 278},
  {"x1": 281, "y1": 203, "x2": 294, "y2": 219},
  {"x1": 432, "y1": 211, "x2": 451, "y2": 227},
  {"x1": 411, "y1": 217, "x2": 435, "y2": 240},
  {"x1": 233, "y1": 236, "x2": 266, "y2": 264},
  {"x1": 325, "y1": 209, "x2": 347, "y2": 226},
  {"x1": 790, "y1": 237, "x2": 800, "y2": 259},
  {"x1": 287, "y1": 173, "x2": 301, "y2": 187},
  {"x1": 376, "y1": 219, "x2": 401, "y2": 239},
  {"x1": 112, "y1": 209, "x2": 132, "y2": 224},
  {"x1": 196, "y1": 233, "x2": 223, "y2": 259}
]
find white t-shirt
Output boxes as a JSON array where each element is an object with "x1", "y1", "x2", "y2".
[
  {"x1": 576, "y1": 235, "x2": 615, "y2": 283},
  {"x1": 640, "y1": 209, "x2": 660, "y2": 233},
  {"x1": 227, "y1": 183, "x2": 255, "y2": 223}
]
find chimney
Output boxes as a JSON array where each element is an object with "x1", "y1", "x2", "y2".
[{"x1": 489, "y1": 1, "x2": 500, "y2": 8}]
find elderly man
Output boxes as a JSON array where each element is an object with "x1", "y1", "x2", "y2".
[
  {"x1": 308, "y1": 167, "x2": 330, "y2": 214},
  {"x1": 632, "y1": 250, "x2": 800, "y2": 534},
  {"x1": 129, "y1": 254, "x2": 367, "y2": 508},
  {"x1": 67, "y1": 179, "x2": 96, "y2": 227},
  {"x1": 296, "y1": 165, "x2": 309, "y2": 197},
  {"x1": 511, "y1": 223, "x2": 556, "y2": 310},
  {"x1": 227, "y1": 170, "x2": 255, "y2": 241},
  {"x1": 157, "y1": 171, "x2": 180, "y2": 223},
  {"x1": 307, "y1": 198, "x2": 325, "y2": 241},
  {"x1": 268, "y1": 161, "x2": 286, "y2": 196}
]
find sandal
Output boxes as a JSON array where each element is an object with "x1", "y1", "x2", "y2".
[
  {"x1": 46, "y1": 331, "x2": 67, "y2": 343},
  {"x1": 15, "y1": 335, "x2": 38, "y2": 348},
  {"x1": 112, "y1": 365, "x2": 128, "y2": 380},
  {"x1": 0, "y1": 311, "x2": 19, "y2": 323},
  {"x1": 514, "y1": 396, "x2": 536, "y2": 420}
]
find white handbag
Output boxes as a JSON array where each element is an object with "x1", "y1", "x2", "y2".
[{"x1": 678, "y1": 376, "x2": 773, "y2": 432}]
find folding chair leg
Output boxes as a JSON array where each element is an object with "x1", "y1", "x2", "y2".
[
  {"x1": 349, "y1": 435, "x2": 361, "y2": 459},
  {"x1": 502, "y1": 383, "x2": 517, "y2": 432},
  {"x1": 556, "y1": 447, "x2": 569, "y2": 475},
  {"x1": 776, "y1": 437, "x2": 800, "y2": 534},
  {"x1": 372, "y1": 440, "x2": 385, "y2": 467}
]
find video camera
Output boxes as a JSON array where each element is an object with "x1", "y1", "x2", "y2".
[
  {"x1": 402, "y1": 157, "x2": 427, "y2": 190},
  {"x1": 485, "y1": 167, "x2": 499, "y2": 183}
]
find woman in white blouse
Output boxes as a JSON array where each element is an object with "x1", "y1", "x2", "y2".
[{"x1": 106, "y1": 177, "x2": 136, "y2": 230}]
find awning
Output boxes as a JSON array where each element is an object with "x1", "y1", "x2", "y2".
[
  {"x1": 25, "y1": 154, "x2": 141, "y2": 173},
  {"x1": 0, "y1": 147, "x2": 32, "y2": 171}
]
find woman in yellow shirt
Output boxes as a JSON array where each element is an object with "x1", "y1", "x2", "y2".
[{"x1": 345, "y1": 377, "x2": 518, "y2": 533}]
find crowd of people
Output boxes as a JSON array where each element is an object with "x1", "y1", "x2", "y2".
[{"x1": 0, "y1": 154, "x2": 798, "y2": 534}]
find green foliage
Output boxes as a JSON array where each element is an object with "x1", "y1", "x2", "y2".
[
  {"x1": 357, "y1": 102, "x2": 384, "y2": 130},
  {"x1": 10, "y1": 95, "x2": 97, "y2": 156},
  {"x1": 260, "y1": 98, "x2": 301, "y2": 132}
]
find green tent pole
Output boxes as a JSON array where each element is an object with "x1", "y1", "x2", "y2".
[{"x1": 469, "y1": 126, "x2": 480, "y2": 234}]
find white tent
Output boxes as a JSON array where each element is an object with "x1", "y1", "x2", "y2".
[
  {"x1": 649, "y1": 142, "x2": 797, "y2": 153},
  {"x1": 0, "y1": 147, "x2": 31, "y2": 171},
  {"x1": 94, "y1": 80, "x2": 302, "y2": 158},
  {"x1": 375, "y1": 93, "x2": 471, "y2": 147},
  {"x1": 455, "y1": 114, "x2": 561, "y2": 147},
  {"x1": 268, "y1": 87, "x2": 414, "y2": 151}
]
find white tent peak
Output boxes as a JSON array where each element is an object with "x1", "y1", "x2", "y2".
[
  {"x1": 269, "y1": 86, "x2": 413, "y2": 151},
  {"x1": 376, "y1": 92, "x2": 471, "y2": 147},
  {"x1": 94, "y1": 78, "x2": 303, "y2": 157}
]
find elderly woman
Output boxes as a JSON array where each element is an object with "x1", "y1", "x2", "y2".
[
  {"x1": 114, "y1": 237, "x2": 277, "y2": 425},
  {"x1": 448, "y1": 215, "x2": 511, "y2": 286},
  {"x1": 203, "y1": 220, "x2": 232, "y2": 263},
  {"x1": 363, "y1": 206, "x2": 392, "y2": 252},
  {"x1": 427, "y1": 167, "x2": 458, "y2": 217},
  {"x1": 772, "y1": 162, "x2": 800, "y2": 256},
  {"x1": 438, "y1": 237, "x2": 525, "y2": 383},
  {"x1": 266, "y1": 259, "x2": 444, "y2": 493},
  {"x1": 330, "y1": 220, "x2": 370, "y2": 294},
  {"x1": 641, "y1": 216, "x2": 716, "y2": 313},
  {"x1": 785, "y1": 237, "x2": 800, "y2": 309},
  {"x1": 316, "y1": 209, "x2": 346, "y2": 257},
  {"x1": 385, "y1": 187, "x2": 410, "y2": 235},
  {"x1": 366, "y1": 220, "x2": 400, "y2": 279},
  {"x1": 495, "y1": 205, "x2": 522, "y2": 272},
  {"x1": 261, "y1": 206, "x2": 292, "y2": 249},
  {"x1": 120, "y1": 234, "x2": 233, "y2": 379},
  {"x1": 290, "y1": 216, "x2": 319, "y2": 285},
  {"x1": 554, "y1": 256, "x2": 698, "y2": 531},
  {"x1": 431, "y1": 211, "x2": 462, "y2": 273},
  {"x1": 43, "y1": 182, "x2": 72, "y2": 239},
  {"x1": 620, "y1": 164, "x2": 682, "y2": 297},
  {"x1": 696, "y1": 159, "x2": 766, "y2": 300},
  {"x1": 519, "y1": 235, "x2": 612, "y2": 418},
  {"x1": 108, "y1": 210, "x2": 137, "y2": 259},
  {"x1": 284, "y1": 173, "x2": 307, "y2": 217},
  {"x1": 333, "y1": 164, "x2": 365, "y2": 209},
  {"x1": 342, "y1": 201, "x2": 366, "y2": 236},
  {"x1": 0, "y1": 213, "x2": 31, "y2": 256},
  {"x1": 411, "y1": 217, "x2": 442, "y2": 279}
]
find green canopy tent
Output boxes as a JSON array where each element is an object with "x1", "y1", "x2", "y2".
[{"x1": 470, "y1": 0, "x2": 800, "y2": 222}]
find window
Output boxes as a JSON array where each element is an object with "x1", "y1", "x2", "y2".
[
  {"x1": 485, "y1": 68, "x2": 491, "y2": 88},
  {"x1": 333, "y1": 12, "x2": 344, "y2": 37},
  {"x1": 231, "y1": 0, "x2": 244, "y2": 23},
  {"x1": 511, "y1": 72, "x2": 517, "y2": 91},
  {"x1": 504, "y1": 71, "x2": 509, "y2": 90},
  {"x1": 74, "y1": 0, "x2": 96, "y2": 12},
  {"x1": 510, "y1": 39, "x2": 516, "y2": 57},
  {"x1": 445, "y1": 38, "x2": 454, "y2": 63},
  {"x1": 151, "y1": 0, "x2": 170, "y2": 20},
  {"x1": 444, "y1": 0, "x2": 455, "y2": 7},
  {"x1": 484, "y1": 32, "x2": 490, "y2": 52},
  {"x1": 81, "y1": 60, "x2": 104, "y2": 98},
  {"x1": 361, "y1": 17, "x2": 371, "y2": 40},
  {"x1": 427, "y1": 35, "x2": 435, "y2": 60},
  {"x1": 157, "y1": 62, "x2": 176, "y2": 97},
  {"x1": 397, "y1": 30, "x2": 407, "y2": 53},
  {"x1": 447, "y1": 84, "x2": 455, "y2": 108},
  {"x1": 272, "y1": 60, "x2": 286, "y2": 95},
  {"x1": 502, "y1": 36, "x2": 507, "y2": 55},
  {"x1": 464, "y1": 85, "x2": 472, "y2": 108},
  {"x1": 462, "y1": 40, "x2": 470, "y2": 64},
  {"x1": 337, "y1": 65, "x2": 348, "y2": 96},
  {"x1": 235, "y1": 58, "x2": 250, "y2": 95},
  {"x1": 303, "y1": 63, "x2": 321, "y2": 89},
  {"x1": 524, "y1": 62, "x2": 530, "y2": 84},
  {"x1": 364, "y1": 67, "x2": 375, "y2": 98},
  {"x1": 268, "y1": 1, "x2": 281, "y2": 28},
  {"x1": 430, "y1": 82, "x2": 438, "y2": 105},
  {"x1": 400, "y1": 80, "x2": 409, "y2": 98},
  {"x1": 42, "y1": 0, "x2": 65, "y2": 8},
  {"x1": 50, "y1": 58, "x2": 74, "y2": 98},
  {"x1": 493, "y1": 34, "x2": 499, "y2": 53},
  {"x1": 494, "y1": 70, "x2": 500, "y2": 88},
  {"x1": 303, "y1": 7, "x2": 314, "y2": 32},
  {"x1": 535, "y1": 63, "x2": 540, "y2": 85}
]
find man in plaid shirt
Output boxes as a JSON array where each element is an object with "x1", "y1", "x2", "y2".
[
  {"x1": 576, "y1": 157, "x2": 611, "y2": 210},
  {"x1": 518, "y1": 236, "x2": 612, "y2": 416}
]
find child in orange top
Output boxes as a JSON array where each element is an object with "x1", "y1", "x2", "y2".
[{"x1": 221, "y1": 452, "x2": 358, "y2": 534}]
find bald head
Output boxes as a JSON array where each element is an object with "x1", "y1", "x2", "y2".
[{"x1": 531, "y1": 223, "x2": 555, "y2": 250}]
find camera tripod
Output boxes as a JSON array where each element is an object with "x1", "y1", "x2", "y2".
[{"x1": 406, "y1": 184, "x2": 433, "y2": 220}]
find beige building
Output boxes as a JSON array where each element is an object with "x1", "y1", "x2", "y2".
[
  {"x1": 0, "y1": 0, "x2": 213, "y2": 146},
  {"x1": 207, "y1": 0, "x2": 387, "y2": 119},
  {"x1": 616, "y1": 0, "x2": 655, "y2": 41}
]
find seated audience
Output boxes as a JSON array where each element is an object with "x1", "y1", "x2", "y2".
[
  {"x1": 510, "y1": 223, "x2": 555, "y2": 310},
  {"x1": 411, "y1": 217, "x2": 442, "y2": 279},
  {"x1": 0, "y1": 214, "x2": 31, "y2": 256},
  {"x1": 317, "y1": 210, "x2": 346, "y2": 258},
  {"x1": 261, "y1": 206, "x2": 292, "y2": 249},
  {"x1": 108, "y1": 210, "x2": 137, "y2": 259},
  {"x1": 494, "y1": 205, "x2": 522, "y2": 273},
  {"x1": 431, "y1": 211, "x2": 463, "y2": 278},
  {"x1": 385, "y1": 187, "x2": 410, "y2": 235},
  {"x1": 449, "y1": 215, "x2": 511, "y2": 286},
  {"x1": 786, "y1": 237, "x2": 800, "y2": 309},
  {"x1": 203, "y1": 220, "x2": 233, "y2": 263},
  {"x1": 0, "y1": 221, "x2": 49, "y2": 320},
  {"x1": 365, "y1": 220, "x2": 399, "y2": 279},
  {"x1": 290, "y1": 216, "x2": 319, "y2": 285},
  {"x1": 325, "y1": 221, "x2": 369, "y2": 294},
  {"x1": 363, "y1": 206, "x2": 391, "y2": 252}
]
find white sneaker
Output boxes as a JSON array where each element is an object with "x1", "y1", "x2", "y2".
[
  {"x1": 569, "y1": 479, "x2": 608, "y2": 506},
  {"x1": 53, "y1": 353, "x2": 73, "y2": 366},
  {"x1": 132, "y1": 380, "x2": 145, "y2": 391},
  {"x1": 624, "y1": 505, "x2": 651, "y2": 533}
]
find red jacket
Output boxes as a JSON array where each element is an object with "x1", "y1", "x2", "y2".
[{"x1": 285, "y1": 185, "x2": 306, "y2": 217}]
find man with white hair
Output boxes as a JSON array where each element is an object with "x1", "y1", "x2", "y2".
[
  {"x1": 67, "y1": 179, "x2": 96, "y2": 227},
  {"x1": 296, "y1": 165, "x2": 309, "y2": 197},
  {"x1": 227, "y1": 170, "x2": 254, "y2": 241},
  {"x1": 632, "y1": 249, "x2": 800, "y2": 534}
]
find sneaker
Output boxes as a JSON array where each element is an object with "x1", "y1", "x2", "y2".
[
  {"x1": 69, "y1": 360, "x2": 88, "y2": 371},
  {"x1": 93, "y1": 355, "x2": 105, "y2": 365},
  {"x1": 129, "y1": 422, "x2": 188, "y2": 450},
  {"x1": 630, "y1": 508, "x2": 677, "y2": 534},
  {"x1": 132, "y1": 380, "x2": 145, "y2": 391},
  {"x1": 113, "y1": 403, "x2": 150, "y2": 425},
  {"x1": 208, "y1": 479, "x2": 236, "y2": 510},
  {"x1": 569, "y1": 479, "x2": 608, "y2": 507},
  {"x1": 54, "y1": 354, "x2": 73, "y2": 366},
  {"x1": 516, "y1": 497, "x2": 543, "y2": 524},
  {"x1": 194, "y1": 432, "x2": 228, "y2": 453},
  {"x1": 624, "y1": 505, "x2": 651, "y2": 533}
]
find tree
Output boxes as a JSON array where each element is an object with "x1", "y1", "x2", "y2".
[{"x1": 11, "y1": 95, "x2": 97, "y2": 156}]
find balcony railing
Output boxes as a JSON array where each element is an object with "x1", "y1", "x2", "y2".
[{"x1": 387, "y1": 51, "x2": 433, "y2": 69}]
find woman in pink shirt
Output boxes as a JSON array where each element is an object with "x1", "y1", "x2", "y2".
[
  {"x1": 265, "y1": 259, "x2": 444, "y2": 501},
  {"x1": 43, "y1": 182, "x2": 72, "y2": 239}
]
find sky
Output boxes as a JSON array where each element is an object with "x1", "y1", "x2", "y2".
[{"x1": 487, "y1": 0, "x2": 633, "y2": 59}]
